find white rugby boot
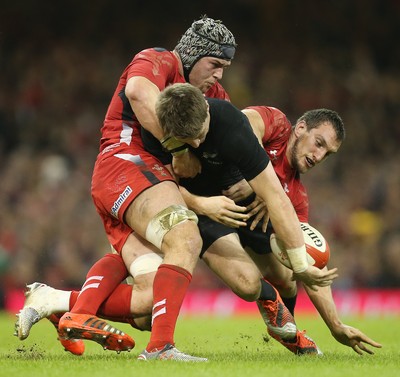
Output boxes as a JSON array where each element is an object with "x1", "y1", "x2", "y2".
[{"x1": 14, "y1": 282, "x2": 69, "y2": 340}]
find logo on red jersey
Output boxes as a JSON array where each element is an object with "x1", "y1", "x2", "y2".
[{"x1": 111, "y1": 186, "x2": 133, "y2": 218}]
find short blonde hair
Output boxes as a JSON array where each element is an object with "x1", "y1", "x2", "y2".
[{"x1": 156, "y1": 83, "x2": 208, "y2": 139}]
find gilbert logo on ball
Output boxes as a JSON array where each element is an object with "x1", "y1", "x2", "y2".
[{"x1": 270, "y1": 223, "x2": 330, "y2": 269}]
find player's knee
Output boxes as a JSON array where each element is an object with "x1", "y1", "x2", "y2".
[
  {"x1": 145, "y1": 204, "x2": 200, "y2": 251},
  {"x1": 165, "y1": 219, "x2": 203, "y2": 255},
  {"x1": 232, "y1": 274, "x2": 261, "y2": 302},
  {"x1": 274, "y1": 279, "x2": 297, "y2": 297}
]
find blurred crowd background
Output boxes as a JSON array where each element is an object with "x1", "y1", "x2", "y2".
[{"x1": 1, "y1": 0, "x2": 399, "y2": 307}]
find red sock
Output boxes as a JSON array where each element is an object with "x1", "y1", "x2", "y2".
[
  {"x1": 70, "y1": 284, "x2": 137, "y2": 327},
  {"x1": 98, "y1": 315, "x2": 140, "y2": 330},
  {"x1": 147, "y1": 264, "x2": 192, "y2": 351},
  {"x1": 69, "y1": 291, "x2": 79, "y2": 308},
  {"x1": 70, "y1": 253, "x2": 128, "y2": 315},
  {"x1": 98, "y1": 283, "x2": 133, "y2": 318}
]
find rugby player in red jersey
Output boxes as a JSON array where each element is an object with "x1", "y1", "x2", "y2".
[
  {"x1": 18, "y1": 16, "x2": 237, "y2": 361},
  {"x1": 58, "y1": 16, "x2": 239, "y2": 361}
]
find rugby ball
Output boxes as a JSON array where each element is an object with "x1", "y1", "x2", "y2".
[{"x1": 270, "y1": 223, "x2": 330, "y2": 269}]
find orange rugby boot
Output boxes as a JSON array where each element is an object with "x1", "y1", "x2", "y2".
[
  {"x1": 48, "y1": 313, "x2": 85, "y2": 356},
  {"x1": 257, "y1": 289, "x2": 297, "y2": 340},
  {"x1": 268, "y1": 328, "x2": 323, "y2": 355},
  {"x1": 58, "y1": 312, "x2": 135, "y2": 353}
]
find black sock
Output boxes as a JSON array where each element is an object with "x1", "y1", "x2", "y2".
[
  {"x1": 281, "y1": 294, "x2": 297, "y2": 316},
  {"x1": 258, "y1": 279, "x2": 277, "y2": 301}
]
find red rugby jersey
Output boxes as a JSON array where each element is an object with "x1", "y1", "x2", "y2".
[
  {"x1": 100, "y1": 48, "x2": 230, "y2": 152},
  {"x1": 245, "y1": 106, "x2": 309, "y2": 222}
]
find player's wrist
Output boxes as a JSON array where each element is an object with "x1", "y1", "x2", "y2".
[
  {"x1": 187, "y1": 195, "x2": 206, "y2": 215},
  {"x1": 286, "y1": 245, "x2": 308, "y2": 273},
  {"x1": 161, "y1": 136, "x2": 189, "y2": 156}
]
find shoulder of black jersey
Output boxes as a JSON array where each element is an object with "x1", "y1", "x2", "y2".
[
  {"x1": 206, "y1": 97, "x2": 240, "y2": 112},
  {"x1": 206, "y1": 97, "x2": 250, "y2": 137},
  {"x1": 205, "y1": 97, "x2": 225, "y2": 105}
]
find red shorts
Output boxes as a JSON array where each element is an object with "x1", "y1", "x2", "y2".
[{"x1": 91, "y1": 145, "x2": 175, "y2": 253}]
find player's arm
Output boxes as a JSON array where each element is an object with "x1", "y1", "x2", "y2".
[
  {"x1": 126, "y1": 76, "x2": 163, "y2": 139},
  {"x1": 303, "y1": 281, "x2": 382, "y2": 354},
  {"x1": 126, "y1": 76, "x2": 201, "y2": 177},
  {"x1": 179, "y1": 186, "x2": 248, "y2": 228},
  {"x1": 248, "y1": 163, "x2": 338, "y2": 289},
  {"x1": 242, "y1": 108, "x2": 265, "y2": 143}
]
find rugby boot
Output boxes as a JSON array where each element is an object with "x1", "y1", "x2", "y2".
[
  {"x1": 15, "y1": 282, "x2": 61, "y2": 340},
  {"x1": 138, "y1": 343, "x2": 208, "y2": 362},
  {"x1": 58, "y1": 312, "x2": 135, "y2": 353},
  {"x1": 257, "y1": 288, "x2": 297, "y2": 340},
  {"x1": 48, "y1": 313, "x2": 85, "y2": 356},
  {"x1": 268, "y1": 328, "x2": 323, "y2": 355}
]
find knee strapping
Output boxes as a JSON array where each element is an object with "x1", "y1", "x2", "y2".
[
  {"x1": 129, "y1": 253, "x2": 163, "y2": 278},
  {"x1": 145, "y1": 204, "x2": 198, "y2": 249}
]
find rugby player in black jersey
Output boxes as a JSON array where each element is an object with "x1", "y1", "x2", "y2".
[{"x1": 141, "y1": 83, "x2": 339, "y2": 354}]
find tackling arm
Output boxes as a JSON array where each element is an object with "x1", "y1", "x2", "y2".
[
  {"x1": 125, "y1": 76, "x2": 163, "y2": 140},
  {"x1": 127, "y1": 77, "x2": 201, "y2": 178},
  {"x1": 179, "y1": 186, "x2": 248, "y2": 228}
]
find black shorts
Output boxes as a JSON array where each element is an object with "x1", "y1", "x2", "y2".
[{"x1": 198, "y1": 215, "x2": 274, "y2": 258}]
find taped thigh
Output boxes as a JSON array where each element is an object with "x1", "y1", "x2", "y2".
[{"x1": 145, "y1": 204, "x2": 198, "y2": 249}]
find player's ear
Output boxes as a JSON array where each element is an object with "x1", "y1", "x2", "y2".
[{"x1": 294, "y1": 121, "x2": 307, "y2": 137}]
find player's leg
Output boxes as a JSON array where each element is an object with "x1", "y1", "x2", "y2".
[
  {"x1": 121, "y1": 233, "x2": 161, "y2": 317},
  {"x1": 57, "y1": 230, "x2": 163, "y2": 352},
  {"x1": 14, "y1": 235, "x2": 159, "y2": 355},
  {"x1": 245, "y1": 246, "x2": 322, "y2": 355},
  {"x1": 15, "y1": 281, "x2": 153, "y2": 356},
  {"x1": 202, "y1": 233, "x2": 262, "y2": 301},
  {"x1": 203, "y1": 237, "x2": 296, "y2": 339},
  {"x1": 57, "y1": 256, "x2": 135, "y2": 352},
  {"x1": 123, "y1": 181, "x2": 206, "y2": 361},
  {"x1": 68, "y1": 253, "x2": 128, "y2": 315},
  {"x1": 15, "y1": 273, "x2": 155, "y2": 356},
  {"x1": 246, "y1": 249, "x2": 297, "y2": 314},
  {"x1": 95, "y1": 249, "x2": 156, "y2": 334},
  {"x1": 199, "y1": 218, "x2": 297, "y2": 340},
  {"x1": 57, "y1": 151, "x2": 187, "y2": 354}
]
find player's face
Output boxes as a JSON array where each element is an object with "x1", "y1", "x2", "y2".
[
  {"x1": 290, "y1": 121, "x2": 341, "y2": 174},
  {"x1": 178, "y1": 112, "x2": 210, "y2": 148},
  {"x1": 189, "y1": 57, "x2": 231, "y2": 93}
]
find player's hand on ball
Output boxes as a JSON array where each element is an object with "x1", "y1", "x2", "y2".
[
  {"x1": 271, "y1": 223, "x2": 330, "y2": 269},
  {"x1": 293, "y1": 265, "x2": 338, "y2": 291}
]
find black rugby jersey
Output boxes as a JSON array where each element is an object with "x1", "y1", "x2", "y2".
[{"x1": 141, "y1": 98, "x2": 269, "y2": 196}]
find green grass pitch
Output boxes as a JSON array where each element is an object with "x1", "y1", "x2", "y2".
[{"x1": 0, "y1": 311, "x2": 398, "y2": 377}]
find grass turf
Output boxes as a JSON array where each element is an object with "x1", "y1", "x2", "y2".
[{"x1": 0, "y1": 311, "x2": 398, "y2": 377}]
